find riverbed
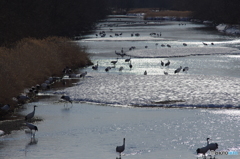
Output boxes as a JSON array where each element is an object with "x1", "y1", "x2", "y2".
[{"x1": 0, "y1": 15, "x2": 240, "y2": 159}]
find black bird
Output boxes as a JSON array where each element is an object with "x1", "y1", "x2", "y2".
[
  {"x1": 165, "y1": 60, "x2": 170, "y2": 67},
  {"x1": 116, "y1": 138, "x2": 125, "y2": 158},
  {"x1": 161, "y1": 61, "x2": 164, "y2": 67}
]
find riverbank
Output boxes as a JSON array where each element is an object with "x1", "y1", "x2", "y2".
[{"x1": 0, "y1": 36, "x2": 92, "y2": 120}]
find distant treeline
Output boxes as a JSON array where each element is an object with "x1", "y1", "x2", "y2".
[
  {"x1": 0, "y1": 0, "x2": 109, "y2": 46},
  {"x1": 174, "y1": 0, "x2": 240, "y2": 24},
  {"x1": 108, "y1": 0, "x2": 240, "y2": 24}
]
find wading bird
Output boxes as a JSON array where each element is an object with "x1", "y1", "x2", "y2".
[
  {"x1": 165, "y1": 60, "x2": 170, "y2": 67},
  {"x1": 144, "y1": 70, "x2": 147, "y2": 75},
  {"x1": 61, "y1": 95, "x2": 73, "y2": 108},
  {"x1": 174, "y1": 66, "x2": 182, "y2": 74},
  {"x1": 183, "y1": 67, "x2": 189, "y2": 72},
  {"x1": 196, "y1": 145, "x2": 210, "y2": 159},
  {"x1": 119, "y1": 66, "x2": 124, "y2": 72},
  {"x1": 129, "y1": 61, "x2": 132, "y2": 69},
  {"x1": 25, "y1": 105, "x2": 37, "y2": 121},
  {"x1": 125, "y1": 56, "x2": 131, "y2": 62},
  {"x1": 26, "y1": 122, "x2": 38, "y2": 136},
  {"x1": 92, "y1": 61, "x2": 98, "y2": 70},
  {"x1": 111, "y1": 58, "x2": 118, "y2": 65},
  {"x1": 116, "y1": 138, "x2": 125, "y2": 158},
  {"x1": 207, "y1": 138, "x2": 218, "y2": 151},
  {"x1": 160, "y1": 61, "x2": 164, "y2": 67}
]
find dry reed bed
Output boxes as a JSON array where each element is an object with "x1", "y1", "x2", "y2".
[
  {"x1": 0, "y1": 37, "x2": 92, "y2": 107},
  {"x1": 128, "y1": 8, "x2": 192, "y2": 18}
]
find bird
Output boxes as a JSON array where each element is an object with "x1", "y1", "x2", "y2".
[
  {"x1": 211, "y1": 42, "x2": 214, "y2": 45},
  {"x1": 105, "y1": 66, "x2": 111, "y2": 72},
  {"x1": 174, "y1": 66, "x2": 182, "y2": 74},
  {"x1": 116, "y1": 138, "x2": 125, "y2": 158},
  {"x1": 129, "y1": 61, "x2": 132, "y2": 69},
  {"x1": 92, "y1": 61, "x2": 98, "y2": 70},
  {"x1": 207, "y1": 138, "x2": 218, "y2": 151},
  {"x1": 26, "y1": 122, "x2": 38, "y2": 135},
  {"x1": 80, "y1": 71, "x2": 87, "y2": 78},
  {"x1": 144, "y1": 70, "x2": 147, "y2": 75},
  {"x1": 165, "y1": 60, "x2": 170, "y2": 67},
  {"x1": 167, "y1": 44, "x2": 171, "y2": 48},
  {"x1": 1, "y1": 104, "x2": 10, "y2": 112},
  {"x1": 161, "y1": 61, "x2": 164, "y2": 67},
  {"x1": 183, "y1": 43, "x2": 187, "y2": 46},
  {"x1": 183, "y1": 67, "x2": 189, "y2": 72},
  {"x1": 164, "y1": 71, "x2": 168, "y2": 75},
  {"x1": 203, "y1": 42, "x2": 208, "y2": 46},
  {"x1": 125, "y1": 56, "x2": 131, "y2": 62},
  {"x1": 111, "y1": 58, "x2": 118, "y2": 65},
  {"x1": 119, "y1": 66, "x2": 124, "y2": 72},
  {"x1": 61, "y1": 95, "x2": 73, "y2": 108},
  {"x1": 196, "y1": 145, "x2": 210, "y2": 158},
  {"x1": 25, "y1": 105, "x2": 37, "y2": 121}
]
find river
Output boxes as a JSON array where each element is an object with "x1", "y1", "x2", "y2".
[{"x1": 0, "y1": 15, "x2": 240, "y2": 159}]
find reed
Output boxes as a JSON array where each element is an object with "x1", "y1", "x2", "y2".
[
  {"x1": 0, "y1": 37, "x2": 92, "y2": 106},
  {"x1": 128, "y1": 8, "x2": 192, "y2": 18}
]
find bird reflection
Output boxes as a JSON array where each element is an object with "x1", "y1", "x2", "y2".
[{"x1": 25, "y1": 136, "x2": 38, "y2": 156}]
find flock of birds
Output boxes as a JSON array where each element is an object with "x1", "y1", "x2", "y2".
[{"x1": 91, "y1": 50, "x2": 189, "y2": 76}]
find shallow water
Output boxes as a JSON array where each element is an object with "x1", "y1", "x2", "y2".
[
  {"x1": 1, "y1": 100, "x2": 240, "y2": 159},
  {"x1": 1, "y1": 15, "x2": 240, "y2": 158}
]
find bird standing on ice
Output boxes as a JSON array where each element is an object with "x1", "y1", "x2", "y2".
[
  {"x1": 25, "y1": 105, "x2": 37, "y2": 121},
  {"x1": 116, "y1": 138, "x2": 125, "y2": 158}
]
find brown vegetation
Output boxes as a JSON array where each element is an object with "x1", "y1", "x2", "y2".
[
  {"x1": 128, "y1": 8, "x2": 192, "y2": 18},
  {"x1": 0, "y1": 37, "x2": 92, "y2": 107}
]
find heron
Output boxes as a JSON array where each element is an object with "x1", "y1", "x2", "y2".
[
  {"x1": 174, "y1": 66, "x2": 182, "y2": 74},
  {"x1": 80, "y1": 71, "x2": 87, "y2": 78},
  {"x1": 61, "y1": 95, "x2": 73, "y2": 108},
  {"x1": 165, "y1": 60, "x2": 170, "y2": 67},
  {"x1": 116, "y1": 138, "x2": 125, "y2": 158},
  {"x1": 25, "y1": 105, "x2": 37, "y2": 121},
  {"x1": 144, "y1": 70, "x2": 147, "y2": 75},
  {"x1": 207, "y1": 138, "x2": 218, "y2": 151},
  {"x1": 26, "y1": 122, "x2": 38, "y2": 135}
]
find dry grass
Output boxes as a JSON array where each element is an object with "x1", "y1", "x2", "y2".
[
  {"x1": 128, "y1": 8, "x2": 192, "y2": 18},
  {"x1": 0, "y1": 37, "x2": 91, "y2": 107}
]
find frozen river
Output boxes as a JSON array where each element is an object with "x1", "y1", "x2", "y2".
[{"x1": 0, "y1": 15, "x2": 240, "y2": 159}]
